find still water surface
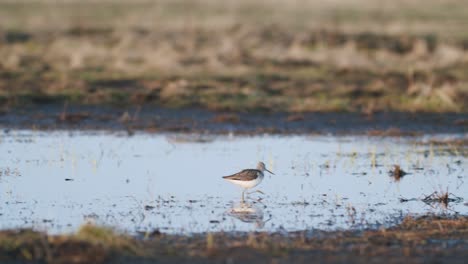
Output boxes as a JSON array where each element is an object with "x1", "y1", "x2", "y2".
[{"x1": 0, "y1": 131, "x2": 466, "y2": 234}]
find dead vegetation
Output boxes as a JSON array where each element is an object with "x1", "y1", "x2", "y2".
[
  {"x1": 368, "y1": 128, "x2": 420, "y2": 137},
  {"x1": 420, "y1": 138, "x2": 468, "y2": 147},
  {"x1": 211, "y1": 113, "x2": 240, "y2": 123},
  {"x1": 414, "y1": 138, "x2": 468, "y2": 157},
  {"x1": 0, "y1": 215, "x2": 467, "y2": 264},
  {"x1": 389, "y1": 165, "x2": 408, "y2": 181},
  {"x1": 0, "y1": 225, "x2": 141, "y2": 264},
  {"x1": 0, "y1": 0, "x2": 467, "y2": 113},
  {"x1": 422, "y1": 191, "x2": 464, "y2": 207}
]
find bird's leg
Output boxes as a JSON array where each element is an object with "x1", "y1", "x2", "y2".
[{"x1": 241, "y1": 189, "x2": 246, "y2": 203}]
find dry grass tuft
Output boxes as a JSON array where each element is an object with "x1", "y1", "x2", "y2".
[
  {"x1": 389, "y1": 165, "x2": 408, "y2": 181},
  {"x1": 421, "y1": 190, "x2": 463, "y2": 207}
]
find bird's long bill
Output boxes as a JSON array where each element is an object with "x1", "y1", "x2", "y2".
[{"x1": 266, "y1": 169, "x2": 275, "y2": 175}]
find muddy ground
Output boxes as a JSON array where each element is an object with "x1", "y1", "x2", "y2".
[
  {"x1": 0, "y1": 215, "x2": 467, "y2": 264},
  {"x1": 0, "y1": 105, "x2": 467, "y2": 135}
]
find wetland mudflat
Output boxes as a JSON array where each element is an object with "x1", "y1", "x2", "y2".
[{"x1": 0, "y1": 131, "x2": 466, "y2": 234}]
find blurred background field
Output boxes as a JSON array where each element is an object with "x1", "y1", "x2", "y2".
[{"x1": 1, "y1": 0, "x2": 467, "y2": 112}]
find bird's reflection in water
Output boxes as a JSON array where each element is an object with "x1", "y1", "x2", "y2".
[{"x1": 227, "y1": 201, "x2": 271, "y2": 228}]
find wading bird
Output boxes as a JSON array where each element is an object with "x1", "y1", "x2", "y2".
[{"x1": 222, "y1": 161, "x2": 274, "y2": 202}]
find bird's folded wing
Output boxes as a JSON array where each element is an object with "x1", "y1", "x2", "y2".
[{"x1": 222, "y1": 169, "x2": 259, "y2": 181}]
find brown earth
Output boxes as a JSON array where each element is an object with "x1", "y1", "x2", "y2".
[{"x1": 0, "y1": 215, "x2": 467, "y2": 264}]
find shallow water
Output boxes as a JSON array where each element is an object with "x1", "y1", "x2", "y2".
[{"x1": 0, "y1": 131, "x2": 466, "y2": 234}]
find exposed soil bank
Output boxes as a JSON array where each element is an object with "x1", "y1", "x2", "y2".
[
  {"x1": 0, "y1": 105, "x2": 466, "y2": 135},
  {"x1": 0, "y1": 215, "x2": 467, "y2": 264}
]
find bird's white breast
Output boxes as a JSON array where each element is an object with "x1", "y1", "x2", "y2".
[{"x1": 227, "y1": 173, "x2": 263, "y2": 189}]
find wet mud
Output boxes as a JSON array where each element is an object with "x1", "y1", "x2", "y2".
[{"x1": 0, "y1": 105, "x2": 466, "y2": 135}]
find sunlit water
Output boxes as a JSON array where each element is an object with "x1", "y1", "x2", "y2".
[{"x1": 0, "y1": 131, "x2": 466, "y2": 234}]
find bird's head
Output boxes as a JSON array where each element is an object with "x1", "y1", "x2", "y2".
[{"x1": 257, "y1": 161, "x2": 274, "y2": 175}]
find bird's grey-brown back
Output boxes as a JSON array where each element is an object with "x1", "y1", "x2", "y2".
[
  {"x1": 222, "y1": 169, "x2": 261, "y2": 181},
  {"x1": 222, "y1": 161, "x2": 273, "y2": 182}
]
